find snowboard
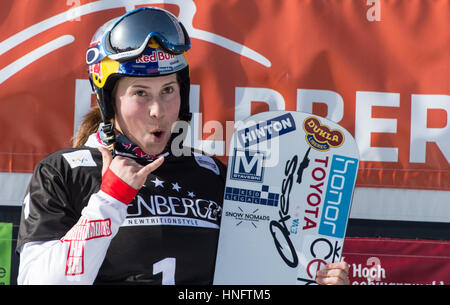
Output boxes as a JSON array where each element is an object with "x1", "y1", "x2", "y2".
[{"x1": 213, "y1": 111, "x2": 359, "y2": 285}]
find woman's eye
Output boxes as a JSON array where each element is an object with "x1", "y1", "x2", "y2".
[
  {"x1": 135, "y1": 90, "x2": 147, "y2": 97},
  {"x1": 162, "y1": 86, "x2": 174, "y2": 94}
]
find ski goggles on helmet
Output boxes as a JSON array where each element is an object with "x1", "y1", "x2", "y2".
[{"x1": 100, "y1": 7, "x2": 190, "y2": 63}]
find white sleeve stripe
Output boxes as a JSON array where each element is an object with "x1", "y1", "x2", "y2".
[{"x1": 18, "y1": 190, "x2": 128, "y2": 284}]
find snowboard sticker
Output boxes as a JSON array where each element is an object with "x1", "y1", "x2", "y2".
[{"x1": 213, "y1": 111, "x2": 359, "y2": 284}]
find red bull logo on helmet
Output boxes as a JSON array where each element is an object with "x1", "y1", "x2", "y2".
[
  {"x1": 128, "y1": 40, "x2": 186, "y2": 75},
  {"x1": 135, "y1": 50, "x2": 175, "y2": 63}
]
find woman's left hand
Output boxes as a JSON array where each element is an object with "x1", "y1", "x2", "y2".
[{"x1": 315, "y1": 261, "x2": 350, "y2": 285}]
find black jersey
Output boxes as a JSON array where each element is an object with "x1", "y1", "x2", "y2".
[{"x1": 16, "y1": 137, "x2": 226, "y2": 284}]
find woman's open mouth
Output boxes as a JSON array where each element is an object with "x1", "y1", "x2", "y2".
[{"x1": 149, "y1": 129, "x2": 164, "y2": 140}]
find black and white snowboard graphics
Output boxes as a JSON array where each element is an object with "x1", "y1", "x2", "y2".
[{"x1": 214, "y1": 111, "x2": 359, "y2": 285}]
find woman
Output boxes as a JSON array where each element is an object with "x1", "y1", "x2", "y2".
[{"x1": 16, "y1": 7, "x2": 348, "y2": 285}]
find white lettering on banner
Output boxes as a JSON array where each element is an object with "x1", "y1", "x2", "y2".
[
  {"x1": 355, "y1": 91, "x2": 399, "y2": 162},
  {"x1": 73, "y1": 81, "x2": 450, "y2": 164},
  {"x1": 73, "y1": 79, "x2": 93, "y2": 143},
  {"x1": 410, "y1": 94, "x2": 450, "y2": 163},
  {"x1": 297, "y1": 89, "x2": 344, "y2": 123},
  {"x1": 353, "y1": 264, "x2": 386, "y2": 281},
  {"x1": 234, "y1": 87, "x2": 285, "y2": 122},
  {"x1": 181, "y1": 85, "x2": 235, "y2": 155},
  {"x1": 353, "y1": 257, "x2": 386, "y2": 282}
]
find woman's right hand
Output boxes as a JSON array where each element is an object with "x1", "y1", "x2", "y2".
[{"x1": 99, "y1": 147, "x2": 164, "y2": 190}]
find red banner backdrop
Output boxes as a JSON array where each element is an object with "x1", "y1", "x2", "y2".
[
  {"x1": 0, "y1": 0, "x2": 449, "y2": 285},
  {"x1": 344, "y1": 237, "x2": 450, "y2": 285},
  {"x1": 1, "y1": 0, "x2": 449, "y2": 190}
]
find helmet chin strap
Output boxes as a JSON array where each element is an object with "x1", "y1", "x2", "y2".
[
  {"x1": 101, "y1": 121, "x2": 116, "y2": 156},
  {"x1": 97, "y1": 122, "x2": 170, "y2": 165}
]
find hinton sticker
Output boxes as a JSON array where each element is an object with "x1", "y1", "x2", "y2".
[{"x1": 303, "y1": 117, "x2": 344, "y2": 151}]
